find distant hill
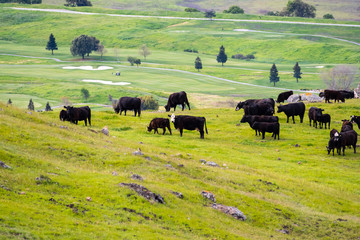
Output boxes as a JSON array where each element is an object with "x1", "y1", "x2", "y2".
[{"x1": 43, "y1": 0, "x2": 360, "y2": 21}]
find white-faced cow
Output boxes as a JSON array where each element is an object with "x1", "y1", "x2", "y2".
[
  {"x1": 64, "y1": 106, "x2": 91, "y2": 126},
  {"x1": 170, "y1": 114, "x2": 207, "y2": 139},
  {"x1": 147, "y1": 118, "x2": 172, "y2": 135},
  {"x1": 277, "y1": 102, "x2": 305, "y2": 123},
  {"x1": 114, "y1": 97, "x2": 141, "y2": 117},
  {"x1": 335, "y1": 130, "x2": 358, "y2": 156},
  {"x1": 164, "y1": 91, "x2": 190, "y2": 112},
  {"x1": 308, "y1": 107, "x2": 324, "y2": 128},
  {"x1": 350, "y1": 115, "x2": 360, "y2": 129}
]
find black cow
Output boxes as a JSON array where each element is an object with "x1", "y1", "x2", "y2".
[
  {"x1": 147, "y1": 118, "x2": 172, "y2": 135},
  {"x1": 164, "y1": 91, "x2": 190, "y2": 112},
  {"x1": 59, "y1": 109, "x2": 69, "y2": 121},
  {"x1": 339, "y1": 90, "x2": 354, "y2": 99},
  {"x1": 64, "y1": 106, "x2": 91, "y2": 126},
  {"x1": 236, "y1": 98, "x2": 275, "y2": 116},
  {"x1": 251, "y1": 122, "x2": 280, "y2": 140},
  {"x1": 170, "y1": 114, "x2": 208, "y2": 139},
  {"x1": 330, "y1": 129, "x2": 339, "y2": 139},
  {"x1": 318, "y1": 113, "x2": 331, "y2": 129},
  {"x1": 324, "y1": 90, "x2": 345, "y2": 103},
  {"x1": 327, "y1": 129, "x2": 340, "y2": 156},
  {"x1": 308, "y1": 107, "x2": 324, "y2": 128},
  {"x1": 335, "y1": 130, "x2": 358, "y2": 156},
  {"x1": 276, "y1": 91, "x2": 293, "y2": 103},
  {"x1": 236, "y1": 98, "x2": 275, "y2": 111},
  {"x1": 341, "y1": 119, "x2": 353, "y2": 132},
  {"x1": 240, "y1": 115, "x2": 279, "y2": 136},
  {"x1": 277, "y1": 102, "x2": 305, "y2": 123},
  {"x1": 351, "y1": 115, "x2": 360, "y2": 129},
  {"x1": 114, "y1": 97, "x2": 141, "y2": 117}
]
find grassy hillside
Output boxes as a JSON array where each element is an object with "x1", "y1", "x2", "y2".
[
  {"x1": 1, "y1": 100, "x2": 360, "y2": 239},
  {"x1": 40, "y1": 0, "x2": 360, "y2": 21}
]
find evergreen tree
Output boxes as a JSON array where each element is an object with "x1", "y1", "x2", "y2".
[
  {"x1": 216, "y1": 45, "x2": 227, "y2": 66},
  {"x1": 7, "y1": 99, "x2": 12, "y2": 105},
  {"x1": 293, "y1": 62, "x2": 302, "y2": 83},
  {"x1": 269, "y1": 64, "x2": 280, "y2": 86},
  {"x1": 45, "y1": 102, "x2": 52, "y2": 111},
  {"x1": 28, "y1": 99, "x2": 34, "y2": 111},
  {"x1": 81, "y1": 88, "x2": 90, "y2": 101},
  {"x1": 195, "y1": 56, "x2": 202, "y2": 72},
  {"x1": 46, "y1": 33, "x2": 58, "y2": 55},
  {"x1": 134, "y1": 58, "x2": 141, "y2": 67}
]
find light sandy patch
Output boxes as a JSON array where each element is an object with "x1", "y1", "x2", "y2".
[
  {"x1": 63, "y1": 66, "x2": 113, "y2": 70},
  {"x1": 168, "y1": 21, "x2": 189, "y2": 28},
  {"x1": 82, "y1": 79, "x2": 130, "y2": 85},
  {"x1": 304, "y1": 66, "x2": 324, "y2": 69},
  {"x1": 189, "y1": 93, "x2": 238, "y2": 109}
]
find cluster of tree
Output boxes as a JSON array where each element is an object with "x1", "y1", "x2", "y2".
[
  {"x1": 231, "y1": 54, "x2": 255, "y2": 60},
  {"x1": 204, "y1": 10, "x2": 216, "y2": 20},
  {"x1": 323, "y1": 13, "x2": 334, "y2": 19},
  {"x1": 127, "y1": 57, "x2": 141, "y2": 67},
  {"x1": 1, "y1": 0, "x2": 41, "y2": 3},
  {"x1": 269, "y1": 62, "x2": 303, "y2": 86},
  {"x1": 184, "y1": 49, "x2": 198, "y2": 53},
  {"x1": 266, "y1": 0, "x2": 316, "y2": 18},
  {"x1": 70, "y1": 35, "x2": 101, "y2": 59},
  {"x1": 65, "y1": 0, "x2": 92, "y2": 7},
  {"x1": 223, "y1": 6, "x2": 244, "y2": 14},
  {"x1": 184, "y1": 7, "x2": 199, "y2": 12}
]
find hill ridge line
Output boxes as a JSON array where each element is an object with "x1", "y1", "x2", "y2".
[{"x1": 8, "y1": 7, "x2": 360, "y2": 28}]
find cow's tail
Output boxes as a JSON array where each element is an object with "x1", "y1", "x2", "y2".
[
  {"x1": 185, "y1": 96, "x2": 191, "y2": 110},
  {"x1": 204, "y1": 117, "x2": 208, "y2": 134},
  {"x1": 88, "y1": 107, "x2": 91, "y2": 126}
]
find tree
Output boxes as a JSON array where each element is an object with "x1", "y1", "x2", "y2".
[
  {"x1": 185, "y1": 7, "x2": 199, "y2": 12},
  {"x1": 96, "y1": 43, "x2": 107, "y2": 60},
  {"x1": 323, "y1": 13, "x2": 334, "y2": 19},
  {"x1": 285, "y1": 0, "x2": 316, "y2": 18},
  {"x1": 293, "y1": 62, "x2": 302, "y2": 83},
  {"x1": 134, "y1": 58, "x2": 141, "y2": 67},
  {"x1": 45, "y1": 102, "x2": 52, "y2": 111},
  {"x1": 204, "y1": 10, "x2": 216, "y2": 20},
  {"x1": 65, "y1": 0, "x2": 91, "y2": 7},
  {"x1": 269, "y1": 64, "x2": 280, "y2": 86},
  {"x1": 46, "y1": 33, "x2": 58, "y2": 55},
  {"x1": 139, "y1": 44, "x2": 151, "y2": 60},
  {"x1": 321, "y1": 65, "x2": 358, "y2": 90},
  {"x1": 89, "y1": 36, "x2": 100, "y2": 56},
  {"x1": 223, "y1": 6, "x2": 244, "y2": 14},
  {"x1": 127, "y1": 56, "x2": 137, "y2": 66},
  {"x1": 28, "y1": 99, "x2": 34, "y2": 111},
  {"x1": 195, "y1": 56, "x2": 202, "y2": 72},
  {"x1": 7, "y1": 99, "x2": 12, "y2": 105},
  {"x1": 81, "y1": 88, "x2": 90, "y2": 101},
  {"x1": 216, "y1": 45, "x2": 227, "y2": 66},
  {"x1": 70, "y1": 35, "x2": 98, "y2": 59}
]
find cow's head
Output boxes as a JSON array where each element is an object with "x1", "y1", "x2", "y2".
[
  {"x1": 170, "y1": 113, "x2": 176, "y2": 123},
  {"x1": 277, "y1": 105, "x2": 283, "y2": 113},
  {"x1": 164, "y1": 104, "x2": 170, "y2": 112},
  {"x1": 147, "y1": 126, "x2": 152, "y2": 132},
  {"x1": 240, "y1": 115, "x2": 248, "y2": 123},
  {"x1": 235, "y1": 102, "x2": 243, "y2": 111}
]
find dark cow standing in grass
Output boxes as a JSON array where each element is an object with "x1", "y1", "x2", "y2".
[
  {"x1": 308, "y1": 107, "x2": 324, "y2": 128},
  {"x1": 327, "y1": 129, "x2": 340, "y2": 156},
  {"x1": 339, "y1": 90, "x2": 354, "y2": 99},
  {"x1": 276, "y1": 91, "x2": 293, "y2": 103},
  {"x1": 59, "y1": 109, "x2": 69, "y2": 122},
  {"x1": 277, "y1": 102, "x2": 305, "y2": 123},
  {"x1": 335, "y1": 130, "x2": 358, "y2": 156},
  {"x1": 350, "y1": 115, "x2": 360, "y2": 129},
  {"x1": 324, "y1": 90, "x2": 345, "y2": 103},
  {"x1": 164, "y1": 91, "x2": 190, "y2": 112},
  {"x1": 170, "y1": 114, "x2": 208, "y2": 139},
  {"x1": 147, "y1": 118, "x2": 172, "y2": 135},
  {"x1": 341, "y1": 119, "x2": 353, "y2": 132},
  {"x1": 114, "y1": 97, "x2": 141, "y2": 117},
  {"x1": 240, "y1": 115, "x2": 279, "y2": 136},
  {"x1": 64, "y1": 106, "x2": 91, "y2": 126},
  {"x1": 251, "y1": 121, "x2": 280, "y2": 140},
  {"x1": 236, "y1": 98, "x2": 275, "y2": 116},
  {"x1": 318, "y1": 113, "x2": 331, "y2": 129}
]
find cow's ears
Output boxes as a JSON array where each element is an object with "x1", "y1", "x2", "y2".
[
  {"x1": 64, "y1": 106, "x2": 67, "y2": 109},
  {"x1": 168, "y1": 115, "x2": 171, "y2": 117}
]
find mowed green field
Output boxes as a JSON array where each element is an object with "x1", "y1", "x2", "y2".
[
  {"x1": 1, "y1": 100, "x2": 360, "y2": 239},
  {"x1": 0, "y1": 3, "x2": 360, "y2": 239}
]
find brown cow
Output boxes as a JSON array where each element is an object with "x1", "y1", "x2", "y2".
[{"x1": 147, "y1": 118, "x2": 172, "y2": 135}]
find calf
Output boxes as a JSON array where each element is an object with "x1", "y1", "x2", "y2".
[
  {"x1": 240, "y1": 115, "x2": 279, "y2": 136},
  {"x1": 336, "y1": 130, "x2": 358, "y2": 156},
  {"x1": 64, "y1": 106, "x2": 91, "y2": 126},
  {"x1": 59, "y1": 109, "x2": 69, "y2": 122},
  {"x1": 170, "y1": 114, "x2": 208, "y2": 139},
  {"x1": 327, "y1": 130, "x2": 341, "y2": 156},
  {"x1": 308, "y1": 107, "x2": 323, "y2": 128},
  {"x1": 330, "y1": 129, "x2": 339, "y2": 139},
  {"x1": 277, "y1": 102, "x2": 305, "y2": 123},
  {"x1": 318, "y1": 114, "x2": 331, "y2": 129},
  {"x1": 251, "y1": 121, "x2": 280, "y2": 140},
  {"x1": 350, "y1": 115, "x2": 360, "y2": 129},
  {"x1": 276, "y1": 91, "x2": 293, "y2": 103},
  {"x1": 147, "y1": 118, "x2": 172, "y2": 135},
  {"x1": 341, "y1": 119, "x2": 353, "y2": 132}
]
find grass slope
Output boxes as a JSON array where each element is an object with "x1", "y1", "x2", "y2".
[{"x1": 1, "y1": 100, "x2": 360, "y2": 239}]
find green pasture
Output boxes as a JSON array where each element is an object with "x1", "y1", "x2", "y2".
[{"x1": 1, "y1": 99, "x2": 359, "y2": 239}]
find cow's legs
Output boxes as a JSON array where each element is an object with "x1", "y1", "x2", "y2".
[
  {"x1": 292, "y1": 116, "x2": 295, "y2": 124},
  {"x1": 181, "y1": 103, "x2": 185, "y2": 111},
  {"x1": 180, "y1": 128, "x2": 183, "y2": 137},
  {"x1": 300, "y1": 114, "x2": 304, "y2": 123},
  {"x1": 286, "y1": 116, "x2": 289, "y2": 123},
  {"x1": 262, "y1": 131, "x2": 265, "y2": 139},
  {"x1": 84, "y1": 119, "x2": 87, "y2": 126},
  {"x1": 162, "y1": 127, "x2": 166, "y2": 135},
  {"x1": 124, "y1": 110, "x2": 127, "y2": 116}
]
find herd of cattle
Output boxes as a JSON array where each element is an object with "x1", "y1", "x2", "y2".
[{"x1": 59, "y1": 90, "x2": 359, "y2": 156}]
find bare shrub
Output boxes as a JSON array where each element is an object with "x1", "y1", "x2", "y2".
[{"x1": 321, "y1": 65, "x2": 358, "y2": 90}]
